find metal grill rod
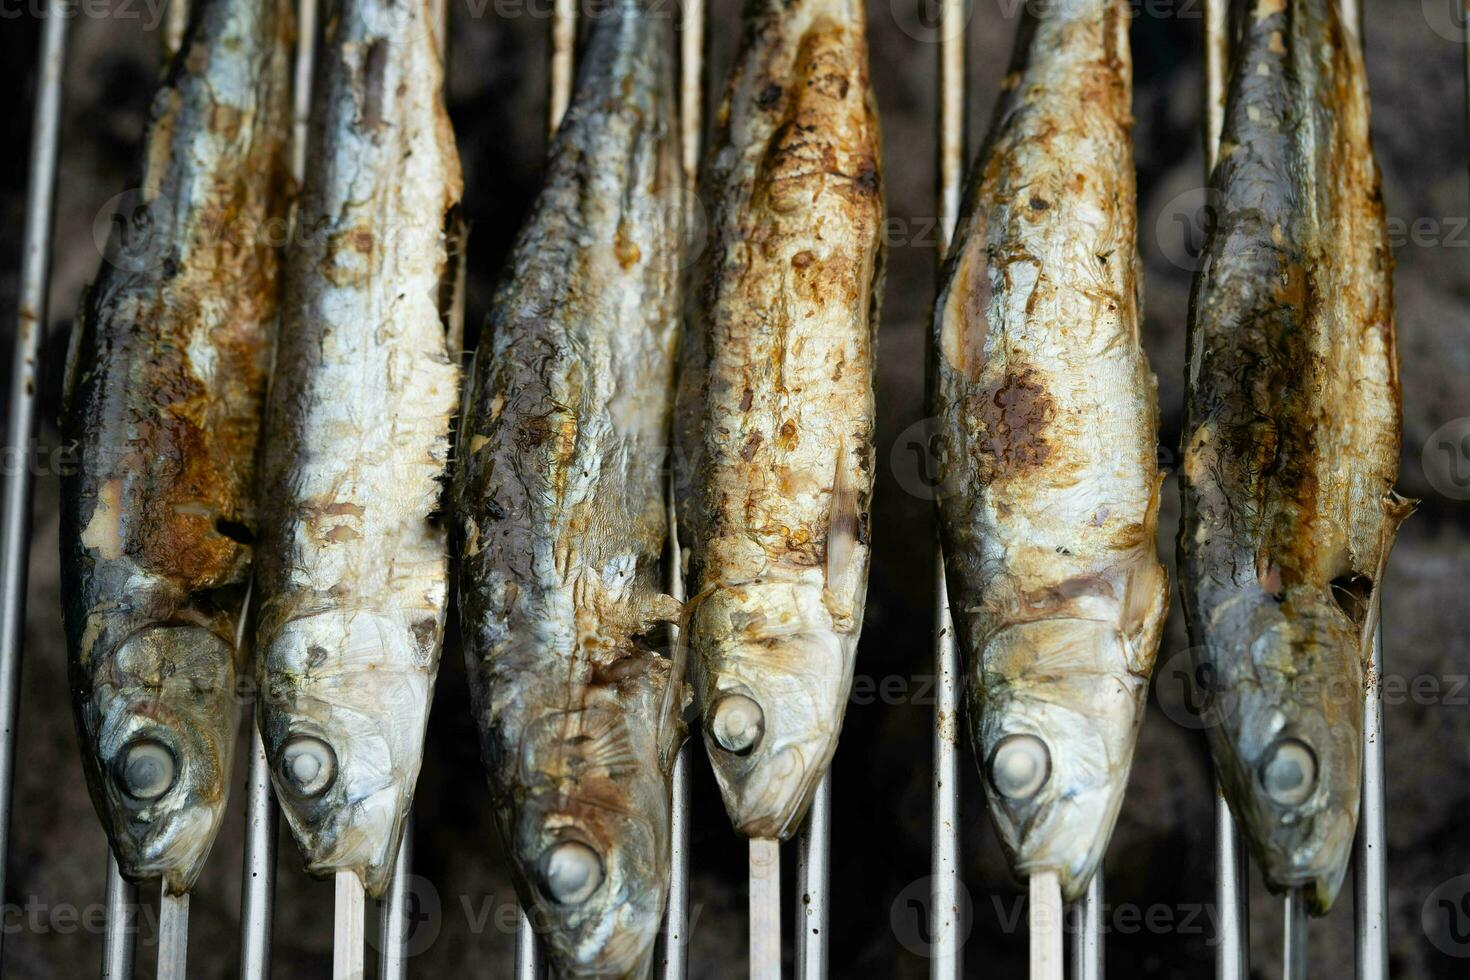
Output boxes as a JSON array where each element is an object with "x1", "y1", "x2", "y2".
[
  {"x1": 1355, "y1": 621, "x2": 1387, "y2": 978},
  {"x1": 929, "y1": 1, "x2": 965, "y2": 977},
  {"x1": 378, "y1": 815, "x2": 414, "y2": 980},
  {"x1": 1284, "y1": 889, "x2": 1309, "y2": 980},
  {"x1": 1069, "y1": 869, "x2": 1103, "y2": 980},
  {"x1": 1201, "y1": 5, "x2": 1251, "y2": 978},
  {"x1": 238, "y1": 728, "x2": 277, "y2": 978},
  {"x1": 234, "y1": 2, "x2": 319, "y2": 976},
  {"x1": 795, "y1": 773, "x2": 831, "y2": 979},
  {"x1": 658, "y1": 4, "x2": 703, "y2": 974},
  {"x1": 102, "y1": 855, "x2": 138, "y2": 979},
  {"x1": 0, "y1": 7, "x2": 67, "y2": 969}
]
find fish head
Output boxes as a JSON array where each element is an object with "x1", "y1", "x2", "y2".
[
  {"x1": 970, "y1": 614, "x2": 1152, "y2": 901},
  {"x1": 258, "y1": 610, "x2": 436, "y2": 897},
  {"x1": 511, "y1": 699, "x2": 670, "y2": 979},
  {"x1": 1196, "y1": 585, "x2": 1363, "y2": 913},
  {"x1": 83, "y1": 624, "x2": 237, "y2": 894},
  {"x1": 693, "y1": 582, "x2": 852, "y2": 840}
]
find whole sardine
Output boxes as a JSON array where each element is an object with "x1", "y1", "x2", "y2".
[
  {"x1": 931, "y1": 0, "x2": 1168, "y2": 900},
  {"x1": 253, "y1": 0, "x2": 462, "y2": 898},
  {"x1": 60, "y1": 0, "x2": 292, "y2": 895},
  {"x1": 675, "y1": 0, "x2": 884, "y2": 842},
  {"x1": 1180, "y1": 0, "x2": 1409, "y2": 914},
  {"x1": 454, "y1": 3, "x2": 683, "y2": 976}
]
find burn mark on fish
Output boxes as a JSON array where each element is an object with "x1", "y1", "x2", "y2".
[{"x1": 968, "y1": 368, "x2": 1053, "y2": 483}]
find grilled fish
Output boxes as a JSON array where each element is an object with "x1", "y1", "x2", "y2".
[
  {"x1": 1180, "y1": 0, "x2": 1409, "y2": 914},
  {"x1": 931, "y1": 0, "x2": 1168, "y2": 900},
  {"x1": 253, "y1": 0, "x2": 462, "y2": 898},
  {"x1": 454, "y1": 2, "x2": 683, "y2": 975},
  {"x1": 59, "y1": 0, "x2": 293, "y2": 895},
  {"x1": 675, "y1": 0, "x2": 884, "y2": 842}
]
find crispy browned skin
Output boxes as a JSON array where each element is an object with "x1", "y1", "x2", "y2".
[
  {"x1": 675, "y1": 0, "x2": 884, "y2": 841},
  {"x1": 1179, "y1": 0, "x2": 1410, "y2": 914},
  {"x1": 931, "y1": 0, "x2": 1167, "y2": 902},
  {"x1": 60, "y1": 0, "x2": 293, "y2": 894}
]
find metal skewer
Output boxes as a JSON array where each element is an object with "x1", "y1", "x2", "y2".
[
  {"x1": 1029, "y1": 871, "x2": 1064, "y2": 980},
  {"x1": 102, "y1": 855, "x2": 138, "y2": 979},
  {"x1": 333, "y1": 872, "x2": 367, "y2": 979},
  {"x1": 930, "y1": 1, "x2": 966, "y2": 978},
  {"x1": 549, "y1": 0, "x2": 576, "y2": 135},
  {"x1": 0, "y1": 8, "x2": 67, "y2": 970},
  {"x1": 166, "y1": 0, "x2": 190, "y2": 57},
  {"x1": 158, "y1": 890, "x2": 190, "y2": 980},
  {"x1": 748, "y1": 838, "x2": 782, "y2": 979}
]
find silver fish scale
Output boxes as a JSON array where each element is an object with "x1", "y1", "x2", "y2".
[{"x1": 455, "y1": 3, "x2": 684, "y2": 977}]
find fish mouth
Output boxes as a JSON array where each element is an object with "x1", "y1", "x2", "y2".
[
  {"x1": 264, "y1": 722, "x2": 404, "y2": 897},
  {"x1": 512, "y1": 802, "x2": 666, "y2": 980},
  {"x1": 1197, "y1": 591, "x2": 1363, "y2": 914},
  {"x1": 93, "y1": 710, "x2": 228, "y2": 894},
  {"x1": 971, "y1": 618, "x2": 1150, "y2": 901}
]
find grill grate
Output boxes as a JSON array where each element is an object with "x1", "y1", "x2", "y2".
[{"x1": 0, "y1": 0, "x2": 1395, "y2": 977}]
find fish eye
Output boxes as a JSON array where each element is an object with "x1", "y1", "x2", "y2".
[
  {"x1": 708, "y1": 694, "x2": 764, "y2": 756},
  {"x1": 279, "y1": 735, "x2": 337, "y2": 799},
  {"x1": 989, "y1": 734, "x2": 1051, "y2": 800},
  {"x1": 1259, "y1": 738, "x2": 1317, "y2": 806},
  {"x1": 115, "y1": 738, "x2": 177, "y2": 802},
  {"x1": 540, "y1": 841, "x2": 604, "y2": 905}
]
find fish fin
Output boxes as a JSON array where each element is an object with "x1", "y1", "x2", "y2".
[
  {"x1": 61, "y1": 284, "x2": 92, "y2": 421},
  {"x1": 656, "y1": 585, "x2": 715, "y2": 770},
  {"x1": 440, "y1": 205, "x2": 469, "y2": 356},
  {"x1": 1358, "y1": 486, "x2": 1417, "y2": 665},
  {"x1": 823, "y1": 437, "x2": 863, "y2": 629}
]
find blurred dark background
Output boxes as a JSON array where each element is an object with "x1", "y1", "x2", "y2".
[{"x1": 2, "y1": 1, "x2": 1469, "y2": 976}]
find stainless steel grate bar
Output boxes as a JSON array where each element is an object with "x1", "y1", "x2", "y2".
[
  {"x1": 795, "y1": 773, "x2": 831, "y2": 979},
  {"x1": 378, "y1": 815, "x2": 414, "y2": 980},
  {"x1": 929, "y1": 0, "x2": 965, "y2": 976},
  {"x1": 1069, "y1": 869, "x2": 1104, "y2": 980},
  {"x1": 238, "y1": 727, "x2": 277, "y2": 979},
  {"x1": 1214, "y1": 789, "x2": 1250, "y2": 980},
  {"x1": 1201, "y1": 5, "x2": 1251, "y2": 978},
  {"x1": 1284, "y1": 889, "x2": 1309, "y2": 980},
  {"x1": 516, "y1": 906, "x2": 543, "y2": 979},
  {"x1": 0, "y1": 8, "x2": 67, "y2": 970},
  {"x1": 1355, "y1": 621, "x2": 1388, "y2": 979},
  {"x1": 102, "y1": 855, "x2": 138, "y2": 979}
]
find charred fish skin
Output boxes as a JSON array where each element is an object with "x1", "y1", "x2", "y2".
[
  {"x1": 931, "y1": 0, "x2": 1167, "y2": 901},
  {"x1": 1180, "y1": 0, "x2": 1408, "y2": 915},
  {"x1": 59, "y1": 0, "x2": 293, "y2": 896},
  {"x1": 454, "y1": 2, "x2": 682, "y2": 975},
  {"x1": 675, "y1": 0, "x2": 884, "y2": 844},
  {"x1": 253, "y1": 0, "x2": 462, "y2": 899}
]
